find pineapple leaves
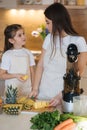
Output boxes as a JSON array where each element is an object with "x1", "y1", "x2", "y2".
[{"x1": 5, "y1": 85, "x2": 18, "y2": 104}]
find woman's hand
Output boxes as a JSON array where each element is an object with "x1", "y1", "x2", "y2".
[
  {"x1": 29, "y1": 89, "x2": 39, "y2": 99},
  {"x1": 49, "y1": 92, "x2": 62, "y2": 107}
]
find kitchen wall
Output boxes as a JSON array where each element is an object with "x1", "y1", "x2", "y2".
[
  {"x1": 0, "y1": 8, "x2": 87, "y2": 51},
  {"x1": 0, "y1": 8, "x2": 45, "y2": 51}
]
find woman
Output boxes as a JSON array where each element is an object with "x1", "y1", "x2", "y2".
[{"x1": 30, "y1": 3, "x2": 87, "y2": 107}]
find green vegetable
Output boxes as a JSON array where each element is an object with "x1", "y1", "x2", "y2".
[
  {"x1": 30, "y1": 110, "x2": 87, "y2": 130},
  {"x1": 30, "y1": 110, "x2": 60, "y2": 130},
  {"x1": 60, "y1": 113, "x2": 87, "y2": 123}
]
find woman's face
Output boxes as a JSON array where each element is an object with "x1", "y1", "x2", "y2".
[{"x1": 45, "y1": 17, "x2": 52, "y2": 33}]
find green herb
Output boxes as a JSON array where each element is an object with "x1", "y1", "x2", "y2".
[
  {"x1": 60, "y1": 113, "x2": 87, "y2": 123},
  {"x1": 30, "y1": 110, "x2": 60, "y2": 130}
]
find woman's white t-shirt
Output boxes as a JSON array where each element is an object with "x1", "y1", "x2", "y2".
[{"x1": 37, "y1": 34, "x2": 87, "y2": 100}]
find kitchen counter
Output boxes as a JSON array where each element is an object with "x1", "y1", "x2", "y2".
[
  {"x1": 0, "y1": 112, "x2": 37, "y2": 130},
  {"x1": 0, "y1": 105, "x2": 62, "y2": 130},
  {"x1": 31, "y1": 50, "x2": 41, "y2": 64},
  {"x1": 1, "y1": 110, "x2": 87, "y2": 130}
]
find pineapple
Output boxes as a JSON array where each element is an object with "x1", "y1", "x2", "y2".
[
  {"x1": 33, "y1": 101, "x2": 49, "y2": 109},
  {"x1": 3, "y1": 104, "x2": 22, "y2": 115},
  {"x1": 5, "y1": 85, "x2": 18, "y2": 104}
]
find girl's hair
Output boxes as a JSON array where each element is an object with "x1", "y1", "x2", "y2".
[
  {"x1": 4, "y1": 24, "x2": 23, "y2": 52},
  {"x1": 44, "y1": 3, "x2": 79, "y2": 56}
]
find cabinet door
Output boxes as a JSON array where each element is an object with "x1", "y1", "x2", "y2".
[
  {"x1": 0, "y1": 0, "x2": 18, "y2": 8},
  {"x1": 5, "y1": 0, "x2": 17, "y2": 8},
  {"x1": 0, "y1": 0, "x2": 6, "y2": 7}
]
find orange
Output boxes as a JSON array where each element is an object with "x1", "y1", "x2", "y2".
[{"x1": 0, "y1": 98, "x2": 2, "y2": 104}]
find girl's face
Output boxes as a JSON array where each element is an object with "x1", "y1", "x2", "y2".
[
  {"x1": 10, "y1": 29, "x2": 26, "y2": 49},
  {"x1": 45, "y1": 17, "x2": 52, "y2": 33}
]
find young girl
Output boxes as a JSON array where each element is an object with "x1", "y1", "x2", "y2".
[
  {"x1": 30, "y1": 3, "x2": 87, "y2": 107},
  {"x1": 0, "y1": 24, "x2": 35, "y2": 97}
]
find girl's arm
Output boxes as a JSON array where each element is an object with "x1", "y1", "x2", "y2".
[
  {"x1": 0, "y1": 69, "x2": 27, "y2": 81},
  {"x1": 0, "y1": 69, "x2": 16, "y2": 79},
  {"x1": 29, "y1": 49, "x2": 46, "y2": 98}
]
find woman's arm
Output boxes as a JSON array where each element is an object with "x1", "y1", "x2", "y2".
[
  {"x1": 29, "y1": 49, "x2": 46, "y2": 97},
  {"x1": 30, "y1": 66, "x2": 35, "y2": 88},
  {"x1": 76, "y1": 52, "x2": 87, "y2": 76}
]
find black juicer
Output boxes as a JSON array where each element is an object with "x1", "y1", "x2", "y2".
[{"x1": 62, "y1": 44, "x2": 83, "y2": 113}]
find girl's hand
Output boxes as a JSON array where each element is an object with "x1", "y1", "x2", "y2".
[
  {"x1": 15, "y1": 74, "x2": 28, "y2": 81},
  {"x1": 49, "y1": 92, "x2": 62, "y2": 107},
  {"x1": 29, "y1": 89, "x2": 39, "y2": 99}
]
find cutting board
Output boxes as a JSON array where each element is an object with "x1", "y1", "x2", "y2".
[{"x1": 23, "y1": 106, "x2": 55, "y2": 113}]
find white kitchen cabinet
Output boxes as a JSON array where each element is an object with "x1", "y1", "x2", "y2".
[
  {"x1": 0, "y1": 0, "x2": 18, "y2": 8},
  {"x1": 0, "y1": 0, "x2": 87, "y2": 9},
  {"x1": 0, "y1": 0, "x2": 6, "y2": 7}
]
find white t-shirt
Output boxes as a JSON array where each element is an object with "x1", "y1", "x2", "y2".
[
  {"x1": 37, "y1": 34, "x2": 87, "y2": 100},
  {"x1": 0, "y1": 48, "x2": 35, "y2": 72},
  {"x1": 43, "y1": 34, "x2": 87, "y2": 52},
  {"x1": 0, "y1": 48, "x2": 35, "y2": 97}
]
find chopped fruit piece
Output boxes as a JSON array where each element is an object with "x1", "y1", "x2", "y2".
[
  {"x1": 33, "y1": 101, "x2": 49, "y2": 109},
  {"x1": 21, "y1": 75, "x2": 28, "y2": 80},
  {"x1": 17, "y1": 96, "x2": 27, "y2": 104}
]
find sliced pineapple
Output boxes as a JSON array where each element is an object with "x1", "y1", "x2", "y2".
[
  {"x1": 25, "y1": 99, "x2": 35, "y2": 105},
  {"x1": 33, "y1": 100, "x2": 49, "y2": 109},
  {"x1": 17, "y1": 96, "x2": 27, "y2": 104},
  {"x1": 22, "y1": 98, "x2": 35, "y2": 110}
]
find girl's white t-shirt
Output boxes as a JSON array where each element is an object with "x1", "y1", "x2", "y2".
[
  {"x1": 0, "y1": 48, "x2": 35, "y2": 97},
  {"x1": 0, "y1": 48, "x2": 35, "y2": 71}
]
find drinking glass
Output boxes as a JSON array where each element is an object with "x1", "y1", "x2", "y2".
[{"x1": 73, "y1": 95, "x2": 87, "y2": 116}]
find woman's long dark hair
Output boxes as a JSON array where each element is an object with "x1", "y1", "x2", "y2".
[
  {"x1": 4, "y1": 24, "x2": 23, "y2": 52},
  {"x1": 44, "y1": 3, "x2": 79, "y2": 56}
]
